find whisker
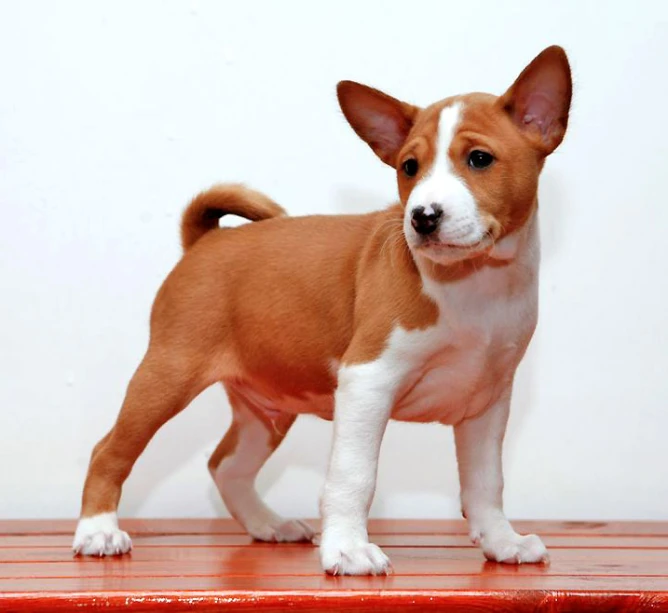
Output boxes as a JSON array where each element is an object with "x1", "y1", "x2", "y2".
[{"x1": 380, "y1": 227, "x2": 406, "y2": 271}]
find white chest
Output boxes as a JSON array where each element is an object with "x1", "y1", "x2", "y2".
[
  {"x1": 391, "y1": 280, "x2": 537, "y2": 423},
  {"x1": 389, "y1": 221, "x2": 540, "y2": 424}
]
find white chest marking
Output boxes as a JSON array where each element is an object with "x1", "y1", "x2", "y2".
[{"x1": 383, "y1": 214, "x2": 539, "y2": 424}]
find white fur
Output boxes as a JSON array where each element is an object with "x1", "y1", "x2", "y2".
[
  {"x1": 212, "y1": 399, "x2": 315, "y2": 543},
  {"x1": 455, "y1": 384, "x2": 548, "y2": 563},
  {"x1": 320, "y1": 362, "x2": 401, "y2": 575},
  {"x1": 319, "y1": 213, "x2": 541, "y2": 574},
  {"x1": 404, "y1": 103, "x2": 488, "y2": 254},
  {"x1": 72, "y1": 512, "x2": 132, "y2": 556}
]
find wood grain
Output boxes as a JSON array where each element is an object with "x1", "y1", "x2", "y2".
[
  {"x1": 4, "y1": 533, "x2": 668, "y2": 549},
  {"x1": 3, "y1": 518, "x2": 668, "y2": 536},
  {"x1": 1, "y1": 519, "x2": 667, "y2": 611}
]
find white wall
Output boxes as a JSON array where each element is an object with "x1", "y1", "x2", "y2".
[{"x1": 1, "y1": 0, "x2": 667, "y2": 521}]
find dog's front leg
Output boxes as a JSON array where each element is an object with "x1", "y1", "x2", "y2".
[
  {"x1": 454, "y1": 385, "x2": 548, "y2": 564},
  {"x1": 319, "y1": 363, "x2": 395, "y2": 575}
]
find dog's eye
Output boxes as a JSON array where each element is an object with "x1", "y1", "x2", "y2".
[
  {"x1": 468, "y1": 150, "x2": 494, "y2": 169},
  {"x1": 402, "y1": 158, "x2": 419, "y2": 177}
]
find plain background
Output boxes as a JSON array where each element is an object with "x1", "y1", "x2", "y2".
[{"x1": 1, "y1": 1, "x2": 666, "y2": 521}]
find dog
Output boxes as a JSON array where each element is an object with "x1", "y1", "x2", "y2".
[{"x1": 73, "y1": 45, "x2": 572, "y2": 575}]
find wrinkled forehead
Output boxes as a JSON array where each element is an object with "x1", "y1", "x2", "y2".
[{"x1": 404, "y1": 93, "x2": 517, "y2": 157}]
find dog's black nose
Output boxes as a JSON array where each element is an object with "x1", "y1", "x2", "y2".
[{"x1": 411, "y1": 205, "x2": 443, "y2": 235}]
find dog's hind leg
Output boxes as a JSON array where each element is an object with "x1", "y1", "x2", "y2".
[
  {"x1": 73, "y1": 346, "x2": 213, "y2": 556},
  {"x1": 209, "y1": 386, "x2": 315, "y2": 543}
]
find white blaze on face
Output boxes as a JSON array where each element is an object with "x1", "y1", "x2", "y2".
[{"x1": 404, "y1": 103, "x2": 487, "y2": 250}]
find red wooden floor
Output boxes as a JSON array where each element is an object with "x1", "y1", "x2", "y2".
[{"x1": 1, "y1": 519, "x2": 668, "y2": 611}]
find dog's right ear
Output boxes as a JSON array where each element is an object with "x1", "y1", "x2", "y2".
[{"x1": 337, "y1": 81, "x2": 419, "y2": 167}]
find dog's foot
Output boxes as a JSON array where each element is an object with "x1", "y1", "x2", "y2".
[
  {"x1": 72, "y1": 512, "x2": 132, "y2": 556},
  {"x1": 320, "y1": 538, "x2": 392, "y2": 575},
  {"x1": 480, "y1": 531, "x2": 548, "y2": 564},
  {"x1": 249, "y1": 518, "x2": 316, "y2": 543}
]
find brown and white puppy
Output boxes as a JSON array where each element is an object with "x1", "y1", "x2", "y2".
[{"x1": 73, "y1": 46, "x2": 572, "y2": 575}]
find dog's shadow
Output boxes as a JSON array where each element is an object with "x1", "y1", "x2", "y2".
[
  {"x1": 119, "y1": 172, "x2": 567, "y2": 520},
  {"x1": 118, "y1": 384, "x2": 232, "y2": 517}
]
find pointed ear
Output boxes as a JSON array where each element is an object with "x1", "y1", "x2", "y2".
[
  {"x1": 499, "y1": 45, "x2": 572, "y2": 155},
  {"x1": 337, "y1": 81, "x2": 419, "y2": 167}
]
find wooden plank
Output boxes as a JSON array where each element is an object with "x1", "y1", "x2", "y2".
[
  {"x1": 4, "y1": 533, "x2": 668, "y2": 549},
  {"x1": 0, "y1": 590, "x2": 667, "y2": 613},
  {"x1": 0, "y1": 519, "x2": 247, "y2": 536},
  {"x1": 2, "y1": 550, "x2": 668, "y2": 578},
  {"x1": 3, "y1": 544, "x2": 668, "y2": 566},
  {"x1": 3, "y1": 574, "x2": 668, "y2": 592},
  {"x1": 3, "y1": 519, "x2": 668, "y2": 537}
]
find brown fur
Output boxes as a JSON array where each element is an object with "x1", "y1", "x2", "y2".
[
  {"x1": 78, "y1": 46, "x2": 571, "y2": 520},
  {"x1": 391, "y1": 92, "x2": 543, "y2": 241},
  {"x1": 181, "y1": 184, "x2": 286, "y2": 250},
  {"x1": 79, "y1": 202, "x2": 442, "y2": 516}
]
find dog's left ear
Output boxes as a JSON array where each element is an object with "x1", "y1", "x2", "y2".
[
  {"x1": 499, "y1": 45, "x2": 572, "y2": 155},
  {"x1": 337, "y1": 81, "x2": 419, "y2": 167}
]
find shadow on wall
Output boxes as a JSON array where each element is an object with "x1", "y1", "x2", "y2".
[
  {"x1": 537, "y1": 167, "x2": 569, "y2": 265},
  {"x1": 499, "y1": 165, "x2": 568, "y2": 486},
  {"x1": 119, "y1": 385, "x2": 231, "y2": 517},
  {"x1": 118, "y1": 166, "x2": 567, "y2": 520}
]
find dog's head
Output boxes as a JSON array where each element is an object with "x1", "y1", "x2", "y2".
[{"x1": 337, "y1": 46, "x2": 572, "y2": 265}]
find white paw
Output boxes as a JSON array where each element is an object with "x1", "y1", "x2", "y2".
[
  {"x1": 249, "y1": 519, "x2": 316, "y2": 543},
  {"x1": 481, "y1": 532, "x2": 548, "y2": 564},
  {"x1": 320, "y1": 539, "x2": 392, "y2": 575},
  {"x1": 72, "y1": 512, "x2": 132, "y2": 557}
]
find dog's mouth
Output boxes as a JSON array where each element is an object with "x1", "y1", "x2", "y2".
[
  {"x1": 438, "y1": 241, "x2": 484, "y2": 250},
  {"x1": 411, "y1": 234, "x2": 496, "y2": 265},
  {"x1": 418, "y1": 236, "x2": 493, "y2": 253}
]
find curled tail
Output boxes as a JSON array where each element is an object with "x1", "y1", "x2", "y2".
[{"x1": 181, "y1": 184, "x2": 287, "y2": 250}]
